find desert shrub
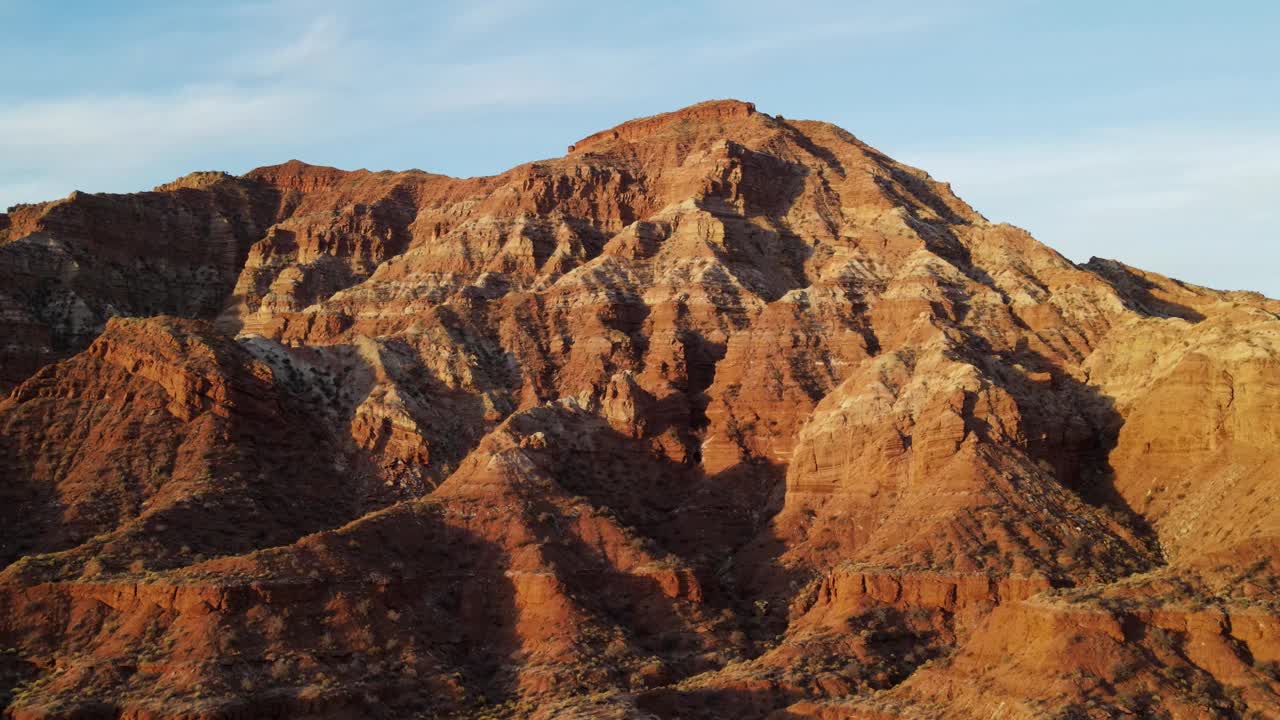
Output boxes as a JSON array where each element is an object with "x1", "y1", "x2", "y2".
[{"x1": 269, "y1": 658, "x2": 292, "y2": 680}]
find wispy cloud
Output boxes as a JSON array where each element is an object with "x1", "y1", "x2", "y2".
[
  {"x1": 0, "y1": 88, "x2": 309, "y2": 153},
  {"x1": 235, "y1": 14, "x2": 346, "y2": 78},
  {"x1": 2, "y1": 0, "x2": 1275, "y2": 299},
  {"x1": 900, "y1": 127, "x2": 1280, "y2": 294},
  {"x1": 0, "y1": 2, "x2": 611, "y2": 207}
]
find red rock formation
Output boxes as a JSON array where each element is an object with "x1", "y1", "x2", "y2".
[
  {"x1": 568, "y1": 99, "x2": 759, "y2": 153},
  {"x1": 2, "y1": 100, "x2": 1279, "y2": 719},
  {"x1": 0, "y1": 179, "x2": 284, "y2": 393}
]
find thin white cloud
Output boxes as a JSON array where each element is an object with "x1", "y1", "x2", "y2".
[
  {"x1": 0, "y1": 88, "x2": 308, "y2": 152},
  {"x1": 0, "y1": 0, "x2": 971, "y2": 210},
  {"x1": 236, "y1": 14, "x2": 346, "y2": 78},
  {"x1": 0, "y1": 87, "x2": 316, "y2": 207},
  {"x1": 905, "y1": 129, "x2": 1280, "y2": 189},
  {"x1": 0, "y1": 2, "x2": 623, "y2": 208},
  {"x1": 3, "y1": 1, "x2": 1275, "y2": 300},
  {"x1": 899, "y1": 128, "x2": 1280, "y2": 295}
]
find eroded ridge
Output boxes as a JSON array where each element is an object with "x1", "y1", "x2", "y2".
[{"x1": 2, "y1": 100, "x2": 1279, "y2": 719}]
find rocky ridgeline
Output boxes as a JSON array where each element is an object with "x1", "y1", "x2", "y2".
[{"x1": 1, "y1": 100, "x2": 1278, "y2": 719}]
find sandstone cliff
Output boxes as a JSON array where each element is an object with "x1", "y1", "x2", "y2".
[{"x1": 2, "y1": 100, "x2": 1278, "y2": 719}]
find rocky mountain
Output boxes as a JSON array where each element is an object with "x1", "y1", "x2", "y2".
[{"x1": 1, "y1": 100, "x2": 1278, "y2": 719}]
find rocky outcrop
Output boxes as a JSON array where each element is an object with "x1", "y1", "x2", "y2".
[
  {"x1": 0, "y1": 179, "x2": 284, "y2": 393},
  {"x1": 568, "y1": 99, "x2": 759, "y2": 153},
  {"x1": 2, "y1": 100, "x2": 1279, "y2": 719},
  {"x1": 0, "y1": 317, "x2": 376, "y2": 575}
]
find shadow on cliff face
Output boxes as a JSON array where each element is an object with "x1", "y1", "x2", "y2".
[
  {"x1": 0, "y1": 507, "x2": 525, "y2": 719},
  {"x1": 697, "y1": 147, "x2": 817, "y2": 299},
  {"x1": 536, "y1": 512, "x2": 726, "y2": 682},
  {"x1": 1082, "y1": 258, "x2": 1206, "y2": 323},
  {"x1": 0, "y1": 180, "x2": 286, "y2": 390},
  {"x1": 0, "y1": 330, "x2": 382, "y2": 577},
  {"x1": 0, "y1": 313, "x2": 516, "y2": 580},
  {"x1": 506, "y1": 411, "x2": 797, "y2": 674},
  {"x1": 873, "y1": 169, "x2": 973, "y2": 228},
  {"x1": 683, "y1": 331, "x2": 728, "y2": 435},
  {"x1": 318, "y1": 521, "x2": 522, "y2": 715},
  {"x1": 633, "y1": 606, "x2": 948, "y2": 720},
  {"x1": 663, "y1": 459, "x2": 795, "y2": 651},
  {"x1": 978, "y1": 340, "x2": 1166, "y2": 566},
  {"x1": 638, "y1": 685, "x2": 807, "y2": 720},
  {"x1": 251, "y1": 331, "x2": 499, "y2": 502},
  {"x1": 0, "y1": 641, "x2": 39, "y2": 708},
  {"x1": 778, "y1": 118, "x2": 969, "y2": 229},
  {"x1": 537, "y1": 414, "x2": 786, "y2": 574},
  {"x1": 0, "y1": 411, "x2": 60, "y2": 569}
]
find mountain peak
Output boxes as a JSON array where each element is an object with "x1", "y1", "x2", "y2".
[
  {"x1": 2, "y1": 100, "x2": 1279, "y2": 720},
  {"x1": 243, "y1": 158, "x2": 359, "y2": 192},
  {"x1": 568, "y1": 98, "x2": 760, "y2": 153}
]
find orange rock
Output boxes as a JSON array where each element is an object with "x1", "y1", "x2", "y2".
[{"x1": 1, "y1": 100, "x2": 1279, "y2": 719}]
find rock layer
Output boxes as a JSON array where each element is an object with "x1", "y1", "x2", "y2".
[{"x1": 2, "y1": 100, "x2": 1279, "y2": 719}]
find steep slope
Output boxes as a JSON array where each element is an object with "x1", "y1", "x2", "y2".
[
  {"x1": 2, "y1": 100, "x2": 1278, "y2": 719},
  {"x1": 0, "y1": 316, "x2": 378, "y2": 572},
  {"x1": 0, "y1": 175, "x2": 278, "y2": 393}
]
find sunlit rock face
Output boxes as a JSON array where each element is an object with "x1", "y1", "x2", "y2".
[{"x1": 2, "y1": 100, "x2": 1279, "y2": 720}]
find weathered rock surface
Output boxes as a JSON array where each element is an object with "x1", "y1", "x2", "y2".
[{"x1": 2, "y1": 100, "x2": 1278, "y2": 719}]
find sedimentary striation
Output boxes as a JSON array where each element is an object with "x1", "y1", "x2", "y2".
[{"x1": 2, "y1": 100, "x2": 1278, "y2": 719}]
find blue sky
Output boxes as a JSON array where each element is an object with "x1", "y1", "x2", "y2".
[{"x1": 2, "y1": 1, "x2": 1277, "y2": 295}]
